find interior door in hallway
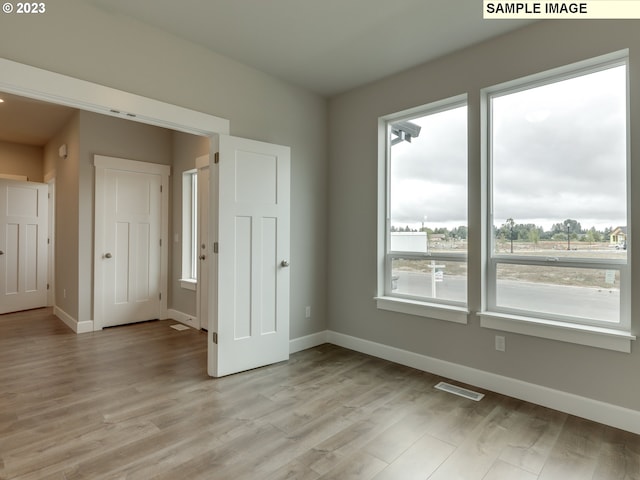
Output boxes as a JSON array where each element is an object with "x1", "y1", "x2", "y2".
[
  {"x1": 94, "y1": 156, "x2": 169, "y2": 329},
  {"x1": 209, "y1": 135, "x2": 290, "y2": 377},
  {"x1": 0, "y1": 179, "x2": 48, "y2": 314}
]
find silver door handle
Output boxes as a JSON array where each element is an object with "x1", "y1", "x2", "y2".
[
  {"x1": 281, "y1": 260, "x2": 289, "y2": 267},
  {"x1": 104, "y1": 253, "x2": 112, "y2": 259}
]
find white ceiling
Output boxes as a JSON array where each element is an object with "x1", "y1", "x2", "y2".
[
  {"x1": 1, "y1": 1, "x2": 534, "y2": 146},
  {"x1": 83, "y1": 0, "x2": 533, "y2": 97}
]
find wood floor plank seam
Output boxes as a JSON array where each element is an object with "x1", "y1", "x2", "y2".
[{"x1": 1, "y1": 309, "x2": 638, "y2": 480}]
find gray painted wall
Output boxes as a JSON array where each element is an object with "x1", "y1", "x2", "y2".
[
  {"x1": 44, "y1": 112, "x2": 80, "y2": 318},
  {"x1": 43, "y1": 110, "x2": 174, "y2": 321},
  {"x1": 0, "y1": 0, "x2": 328, "y2": 338},
  {"x1": 328, "y1": 20, "x2": 640, "y2": 411},
  {"x1": 0, "y1": 0, "x2": 635, "y2": 416}
]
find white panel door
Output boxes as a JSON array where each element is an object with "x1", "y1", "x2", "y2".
[
  {"x1": 196, "y1": 158, "x2": 210, "y2": 330},
  {"x1": 0, "y1": 180, "x2": 48, "y2": 314},
  {"x1": 94, "y1": 157, "x2": 169, "y2": 329},
  {"x1": 209, "y1": 135, "x2": 290, "y2": 377}
]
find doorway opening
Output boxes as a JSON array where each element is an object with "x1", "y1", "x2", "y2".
[
  {"x1": 0, "y1": 58, "x2": 292, "y2": 379},
  {"x1": 0, "y1": 57, "x2": 228, "y2": 338}
]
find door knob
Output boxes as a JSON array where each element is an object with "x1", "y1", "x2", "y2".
[
  {"x1": 281, "y1": 260, "x2": 290, "y2": 267},
  {"x1": 199, "y1": 254, "x2": 206, "y2": 260},
  {"x1": 104, "y1": 253, "x2": 112, "y2": 259}
]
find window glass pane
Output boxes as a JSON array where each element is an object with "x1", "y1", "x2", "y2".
[
  {"x1": 181, "y1": 169, "x2": 198, "y2": 282},
  {"x1": 495, "y1": 263, "x2": 620, "y2": 323},
  {"x1": 389, "y1": 105, "x2": 467, "y2": 253},
  {"x1": 491, "y1": 65, "x2": 627, "y2": 261},
  {"x1": 191, "y1": 172, "x2": 198, "y2": 279},
  {"x1": 391, "y1": 258, "x2": 467, "y2": 303}
]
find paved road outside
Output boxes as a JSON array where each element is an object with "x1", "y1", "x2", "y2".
[{"x1": 394, "y1": 271, "x2": 619, "y2": 322}]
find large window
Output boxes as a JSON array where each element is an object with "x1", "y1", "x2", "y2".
[
  {"x1": 486, "y1": 58, "x2": 630, "y2": 331},
  {"x1": 378, "y1": 97, "x2": 468, "y2": 319}
]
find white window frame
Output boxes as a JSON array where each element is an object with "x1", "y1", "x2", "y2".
[
  {"x1": 480, "y1": 51, "x2": 635, "y2": 352},
  {"x1": 180, "y1": 169, "x2": 198, "y2": 290},
  {"x1": 376, "y1": 95, "x2": 469, "y2": 324}
]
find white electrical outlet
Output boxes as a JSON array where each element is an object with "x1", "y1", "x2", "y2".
[
  {"x1": 495, "y1": 335, "x2": 506, "y2": 352},
  {"x1": 305, "y1": 306, "x2": 311, "y2": 319}
]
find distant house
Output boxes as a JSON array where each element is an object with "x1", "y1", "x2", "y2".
[
  {"x1": 429, "y1": 233, "x2": 446, "y2": 246},
  {"x1": 610, "y1": 226, "x2": 628, "y2": 247}
]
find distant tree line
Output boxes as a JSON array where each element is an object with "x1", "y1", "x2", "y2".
[
  {"x1": 495, "y1": 218, "x2": 612, "y2": 243},
  {"x1": 391, "y1": 219, "x2": 614, "y2": 243},
  {"x1": 390, "y1": 225, "x2": 468, "y2": 239}
]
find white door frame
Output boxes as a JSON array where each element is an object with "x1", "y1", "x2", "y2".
[
  {"x1": 0, "y1": 58, "x2": 229, "y2": 137},
  {"x1": 195, "y1": 154, "x2": 211, "y2": 331},
  {"x1": 0, "y1": 57, "x2": 229, "y2": 334},
  {"x1": 94, "y1": 155, "x2": 170, "y2": 330},
  {"x1": 46, "y1": 175, "x2": 55, "y2": 307}
]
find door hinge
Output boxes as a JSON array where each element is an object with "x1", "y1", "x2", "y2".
[
  {"x1": 213, "y1": 242, "x2": 219, "y2": 254},
  {"x1": 160, "y1": 185, "x2": 163, "y2": 193},
  {"x1": 47, "y1": 238, "x2": 50, "y2": 245},
  {"x1": 47, "y1": 283, "x2": 50, "y2": 290},
  {"x1": 159, "y1": 292, "x2": 162, "y2": 301},
  {"x1": 213, "y1": 332, "x2": 218, "y2": 344},
  {"x1": 159, "y1": 238, "x2": 162, "y2": 247},
  {"x1": 214, "y1": 152, "x2": 220, "y2": 164}
]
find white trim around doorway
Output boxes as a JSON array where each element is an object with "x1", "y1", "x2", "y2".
[{"x1": 0, "y1": 57, "x2": 230, "y2": 332}]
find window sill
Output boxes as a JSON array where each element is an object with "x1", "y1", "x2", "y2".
[
  {"x1": 479, "y1": 311, "x2": 635, "y2": 353},
  {"x1": 375, "y1": 296, "x2": 468, "y2": 324},
  {"x1": 179, "y1": 279, "x2": 197, "y2": 291}
]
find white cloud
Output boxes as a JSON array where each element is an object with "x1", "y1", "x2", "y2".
[
  {"x1": 390, "y1": 105, "x2": 467, "y2": 229},
  {"x1": 492, "y1": 64, "x2": 627, "y2": 230},
  {"x1": 389, "y1": 65, "x2": 627, "y2": 232}
]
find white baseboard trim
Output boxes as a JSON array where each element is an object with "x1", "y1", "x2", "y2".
[
  {"x1": 166, "y1": 309, "x2": 199, "y2": 330},
  {"x1": 289, "y1": 330, "x2": 328, "y2": 354},
  {"x1": 54, "y1": 306, "x2": 94, "y2": 334},
  {"x1": 77, "y1": 320, "x2": 95, "y2": 334},
  {"x1": 325, "y1": 331, "x2": 640, "y2": 435}
]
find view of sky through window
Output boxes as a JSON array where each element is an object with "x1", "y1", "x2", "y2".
[
  {"x1": 389, "y1": 105, "x2": 467, "y2": 232},
  {"x1": 491, "y1": 65, "x2": 627, "y2": 234}
]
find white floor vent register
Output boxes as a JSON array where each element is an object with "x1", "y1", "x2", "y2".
[
  {"x1": 170, "y1": 324, "x2": 190, "y2": 331},
  {"x1": 435, "y1": 382, "x2": 485, "y2": 401}
]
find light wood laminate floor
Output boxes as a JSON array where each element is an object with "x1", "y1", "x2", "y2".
[{"x1": 1, "y1": 308, "x2": 638, "y2": 479}]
